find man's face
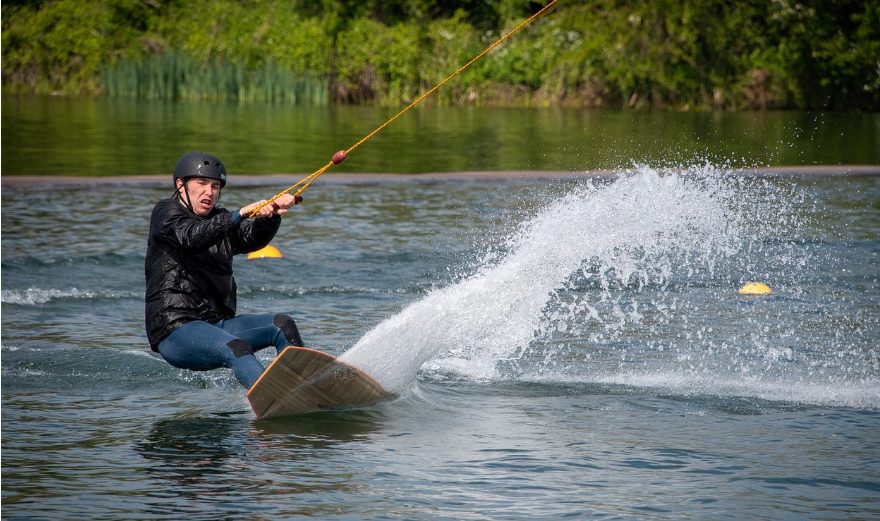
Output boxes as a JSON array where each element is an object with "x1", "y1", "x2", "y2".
[{"x1": 178, "y1": 177, "x2": 222, "y2": 217}]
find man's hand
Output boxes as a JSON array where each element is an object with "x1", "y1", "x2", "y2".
[{"x1": 240, "y1": 194, "x2": 303, "y2": 219}]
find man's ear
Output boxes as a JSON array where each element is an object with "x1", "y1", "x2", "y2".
[{"x1": 176, "y1": 179, "x2": 185, "y2": 190}]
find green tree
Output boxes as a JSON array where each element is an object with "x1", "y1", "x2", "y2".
[{"x1": 2, "y1": 0, "x2": 877, "y2": 110}]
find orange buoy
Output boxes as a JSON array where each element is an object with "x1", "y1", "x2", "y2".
[
  {"x1": 247, "y1": 245, "x2": 283, "y2": 260},
  {"x1": 738, "y1": 281, "x2": 772, "y2": 295}
]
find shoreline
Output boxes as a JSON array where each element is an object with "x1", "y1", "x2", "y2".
[{"x1": 3, "y1": 165, "x2": 879, "y2": 189}]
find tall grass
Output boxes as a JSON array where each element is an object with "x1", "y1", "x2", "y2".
[{"x1": 101, "y1": 52, "x2": 328, "y2": 105}]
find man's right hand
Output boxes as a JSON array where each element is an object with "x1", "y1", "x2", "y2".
[{"x1": 240, "y1": 194, "x2": 302, "y2": 219}]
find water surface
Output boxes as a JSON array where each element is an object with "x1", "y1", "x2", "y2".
[{"x1": 2, "y1": 166, "x2": 878, "y2": 519}]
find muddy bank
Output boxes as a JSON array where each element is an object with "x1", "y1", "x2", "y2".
[{"x1": 3, "y1": 165, "x2": 879, "y2": 190}]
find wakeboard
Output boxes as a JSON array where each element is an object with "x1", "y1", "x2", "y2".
[{"x1": 247, "y1": 346, "x2": 391, "y2": 419}]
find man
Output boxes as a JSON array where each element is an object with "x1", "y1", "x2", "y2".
[{"x1": 145, "y1": 151, "x2": 302, "y2": 389}]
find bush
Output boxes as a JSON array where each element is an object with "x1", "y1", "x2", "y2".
[{"x1": 2, "y1": 0, "x2": 877, "y2": 110}]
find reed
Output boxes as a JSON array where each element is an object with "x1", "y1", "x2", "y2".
[{"x1": 101, "y1": 52, "x2": 329, "y2": 105}]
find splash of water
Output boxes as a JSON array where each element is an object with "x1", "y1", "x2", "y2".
[
  {"x1": 342, "y1": 165, "x2": 740, "y2": 388},
  {"x1": 341, "y1": 164, "x2": 879, "y2": 407}
]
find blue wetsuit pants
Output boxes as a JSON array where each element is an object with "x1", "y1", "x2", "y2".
[{"x1": 157, "y1": 314, "x2": 303, "y2": 389}]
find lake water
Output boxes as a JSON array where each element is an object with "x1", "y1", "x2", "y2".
[
  {"x1": 2, "y1": 96, "x2": 880, "y2": 519},
  {"x1": 3, "y1": 164, "x2": 879, "y2": 519},
  {"x1": 2, "y1": 95, "x2": 879, "y2": 176}
]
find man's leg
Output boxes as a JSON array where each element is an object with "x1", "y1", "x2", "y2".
[
  {"x1": 157, "y1": 320, "x2": 266, "y2": 388},
  {"x1": 216, "y1": 314, "x2": 304, "y2": 355}
]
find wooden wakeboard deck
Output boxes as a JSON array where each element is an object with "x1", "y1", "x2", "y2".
[{"x1": 247, "y1": 346, "x2": 391, "y2": 419}]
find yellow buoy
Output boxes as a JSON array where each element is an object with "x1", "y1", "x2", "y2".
[
  {"x1": 738, "y1": 281, "x2": 772, "y2": 295},
  {"x1": 247, "y1": 244, "x2": 283, "y2": 260}
]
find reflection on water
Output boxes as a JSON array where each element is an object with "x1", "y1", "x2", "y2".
[
  {"x1": 138, "y1": 415, "x2": 243, "y2": 471},
  {"x1": 251, "y1": 409, "x2": 384, "y2": 438},
  {"x1": 139, "y1": 410, "x2": 384, "y2": 465},
  {"x1": 3, "y1": 95, "x2": 878, "y2": 177},
  {"x1": 134, "y1": 410, "x2": 386, "y2": 519}
]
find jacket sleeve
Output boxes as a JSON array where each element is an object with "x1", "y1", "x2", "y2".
[
  {"x1": 151, "y1": 199, "x2": 239, "y2": 253},
  {"x1": 232, "y1": 214, "x2": 282, "y2": 255}
]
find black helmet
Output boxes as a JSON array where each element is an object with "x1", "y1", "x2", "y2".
[{"x1": 172, "y1": 152, "x2": 227, "y2": 187}]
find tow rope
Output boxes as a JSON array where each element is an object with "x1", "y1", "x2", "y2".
[{"x1": 249, "y1": 0, "x2": 558, "y2": 217}]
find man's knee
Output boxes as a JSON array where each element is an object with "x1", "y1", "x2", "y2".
[
  {"x1": 273, "y1": 314, "x2": 303, "y2": 346},
  {"x1": 227, "y1": 339, "x2": 254, "y2": 358}
]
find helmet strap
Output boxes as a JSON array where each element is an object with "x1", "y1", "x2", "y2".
[{"x1": 175, "y1": 179, "x2": 195, "y2": 213}]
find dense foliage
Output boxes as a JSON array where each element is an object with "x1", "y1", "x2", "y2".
[{"x1": 2, "y1": 0, "x2": 878, "y2": 110}]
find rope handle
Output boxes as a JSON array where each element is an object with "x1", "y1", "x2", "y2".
[{"x1": 247, "y1": 0, "x2": 558, "y2": 218}]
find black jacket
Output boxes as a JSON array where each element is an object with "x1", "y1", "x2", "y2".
[{"x1": 144, "y1": 196, "x2": 281, "y2": 349}]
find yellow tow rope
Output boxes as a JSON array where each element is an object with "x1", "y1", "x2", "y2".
[{"x1": 249, "y1": 0, "x2": 559, "y2": 218}]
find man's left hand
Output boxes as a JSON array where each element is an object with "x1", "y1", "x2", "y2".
[{"x1": 269, "y1": 194, "x2": 301, "y2": 215}]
